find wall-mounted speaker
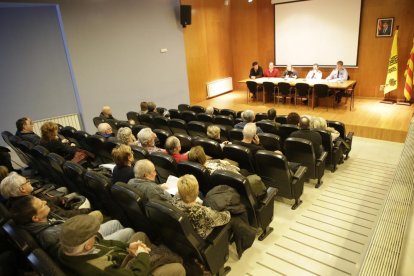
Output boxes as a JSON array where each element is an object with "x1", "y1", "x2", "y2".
[{"x1": 180, "y1": 5, "x2": 191, "y2": 27}]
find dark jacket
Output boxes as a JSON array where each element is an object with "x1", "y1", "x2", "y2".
[
  {"x1": 23, "y1": 220, "x2": 64, "y2": 257},
  {"x1": 41, "y1": 139, "x2": 77, "y2": 160},
  {"x1": 127, "y1": 178, "x2": 172, "y2": 202},
  {"x1": 112, "y1": 166, "x2": 134, "y2": 185},
  {"x1": 249, "y1": 66, "x2": 263, "y2": 78},
  {"x1": 290, "y1": 129, "x2": 323, "y2": 158},
  {"x1": 15, "y1": 131, "x2": 41, "y2": 145},
  {"x1": 99, "y1": 112, "x2": 117, "y2": 121}
]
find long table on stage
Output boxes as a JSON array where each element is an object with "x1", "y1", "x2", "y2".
[{"x1": 238, "y1": 78, "x2": 356, "y2": 110}]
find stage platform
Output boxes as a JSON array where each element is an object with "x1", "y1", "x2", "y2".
[{"x1": 195, "y1": 90, "x2": 414, "y2": 143}]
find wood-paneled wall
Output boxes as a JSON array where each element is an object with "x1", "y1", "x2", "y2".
[{"x1": 182, "y1": 0, "x2": 414, "y2": 103}]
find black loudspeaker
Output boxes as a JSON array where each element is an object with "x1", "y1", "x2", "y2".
[{"x1": 180, "y1": 5, "x2": 191, "y2": 27}]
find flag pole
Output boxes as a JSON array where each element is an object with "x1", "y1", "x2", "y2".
[
  {"x1": 397, "y1": 36, "x2": 414, "y2": 106},
  {"x1": 381, "y1": 25, "x2": 399, "y2": 104}
]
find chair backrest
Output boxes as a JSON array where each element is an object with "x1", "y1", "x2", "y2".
[
  {"x1": 73, "y1": 131, "x2": 91, "y2": 151},
  {"x1": 63, "y1": 161, "x2": 87, "y2": 195},
  {"x1": 168, "y1": 109, "x2": 181, "y2": 119},
  {"x1": 278, "y1": 124, "x2": 300, "y2": 144},
  {"x1": 187, "y1": 121, "x2": 207, "y2": 138},
  {"x1": 181, "y1": 110, "x2": 197, "y2": 123},
  {"x1": 92, "y1": 117, "x2": 105, "y2": 128},
  {"x1": 138, "y1": 114, "x2": 154, "y2": 128},
  {"x1": 246, "y1": 81, "x2": 258, "y2": 93},
  {"x1": 17, "y1": 140, "x2": 34, "y2": 153},
  {"x1": 86, "y1": 135, "x2": 112, "y2": 163},
  {"x1": 2, "y1": 221, "x2": 39, "y2": 254},
  {"x1": 190, "y1": 105, "x2": 205, "y2": 114},
  {"x1": 219, "y1": 108, "x2": 237, "y2": 118},
  {"x1": 2, "y1": 131, "x2": 30, "y2": 165},
  {"x1": 27, "y1": 248, "x2": 66, "y2": 276},
  {"x1": 278, "y1": 82, "x2": 291, "y2": 95},
  {"x1": 168, "y1": 119, "x2": 188, "y2": 135},
  {"x1": 153, "y1": 116, "x2": 171, "y2": 133},
  {"x1": 263, "y1": 81, "x2": 276, "y2": 94},
  {"x1": 222, "y1": 144, "x2": 255, "y2": 173},
  {"x1": 156, "y1": 107, "x2": 168, "y2": 115},
  {"x1": 149, "y1": 151, "x2": 178, "y2": 178},
  {"x1": 295, "y1": 82, "x2": 310, "y2": 97},
  {"x1": 284, "y1": 137, "x2": 316, "y2": 178},
  {"x1": 177, "y1": 161, "x2": 211, "y2": 196},
  {"x1": 228, "y1": 128, "x2": 243, "y2": 141},
  {"x1": 59, "y1": 126, "x2": 77, "y2": 139},
  {"x1": 132, "y1": 125, "x2": 148, "y2": 137},
  {"x1": 314, "y1": 83, "x2": 330, "y2": 97},
  {"x1": 276, "y1": 115, "x2": 287, "y2": 124},
  {"x1": 256, "y1": 121, "x2": 278, "y2": 134},
  {"x1": 126, "y1": 111, "x2": 140, "y2": 123},
  {"x1": 178, "y1": 104, "x2": 190, "y2": 111},
  {"x1": 174, "y1": 133, "x2": 192, "y2": 153},
  {"x1": 131, "y1": 145, "x2": 149, "y2": 161},
  {"x1": 257, "y1": 133, "x2": 281, "y2": 151},
  {"x1": 47, "y1": 152, "x2": 68, "y2": 187},
  {"x1": 196, "y1": 113, "x2": 214, "y2": 124},
  {"x1": 114, "y1": 121, "x2": 131, "y2": 129},
  {"x1": 255, "y1": 113, "x2": 268, "y2": 122},
  {"x1": 255, "y1": 150, "x2": 292, "y2": 196},
  {"x1": 192, "y1": 137, "x2": 223, "y2": 159},
  {"x1": 327, "y1": 120, "x2": 346, "y2": 139},
  {"x1": 153, "y1": 129, "x2": 170, "y2": 148},
  {"x1": 213, "y1": 115, "x2": 234, "y2": 126}
]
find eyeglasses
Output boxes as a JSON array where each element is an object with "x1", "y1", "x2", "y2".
[{"x1": 20, "y1": 180, "x2": 31, "y2": 187}]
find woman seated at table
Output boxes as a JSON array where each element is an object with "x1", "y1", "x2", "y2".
[
  {"x1": 263, "y1": 62, "x2": 280, "y2": 77},
  {"x1": 172, "y1": 174, "x2": 230, "y2": 239},
  {"x1": 282, "y1": 64, "x2": 298, "y2": 79},
  {"x1": 111, "y1": 144, "x2": 135, "y2": 184}
]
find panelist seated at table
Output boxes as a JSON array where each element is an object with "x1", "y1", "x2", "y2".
[
  {"x1": 326, "y1": 60, "x2": 348, "y2": 81},
  {"x1": 263, "y1": 62, "x2": 280, "y2": 77},
  {"x1": 306, "y1": 63, "x2": 323, "y2": 80},
  {"x1": 249, "y1": 61, "x2": 263, "y2": 79},
  {"x1": 282, "y1": 64, "x2": 298, "y2": 79}
]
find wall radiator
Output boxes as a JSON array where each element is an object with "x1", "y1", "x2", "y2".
[
  {"x1": 33, "y1": 113, "x2": 82, "y2": 135},
  {"x1": 206, "y1": 77, "x2": 233, "y2": 98}
]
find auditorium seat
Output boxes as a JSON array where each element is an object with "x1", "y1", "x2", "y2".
[
  {"x1": 178, "y1": 104, "x2": 190, "y2": 111},
  {"x1": 192, "y1": 137, "x2": 223, "y2": 159},
  {"x1": 126, "y1": 111, "x2": 140, "y2": 124},
  {"x1": 257, "y1": 133, "x2": 281, "y2": 151},
  {"x1": 63, "y1": 161, "x2": 89, "y2": 197},
  {"x1": 229, "y1": 128, "x2": 243, "y2": 141},
  {"x1": 219, "y1": 108, "x2": 237, "y2": 118},
  {"x1": 255, "y1": 150, "x2": 307, "y2": 210},
  {"x1": 196, "y1": 113, "x2": 214, "y2": 124},
  {"x1": 131, "y1": 145, "x2": 149, "y2": 161},
  {"x1": 314, "y1": 83, "x2": 334, "y2": 110},
  {"x1": 149, "y1": 151, "x2": 177, "y2": 183},
  {"x1": 85, "y1": 135, "x2": 112, "y2": 164},
  {"x1": 153, "y1": 116, "x2": 171, "y2": 133},
  {"x1": 168, "y1": 108, "x2": 181, "y2": 119},
  {"x1": 277, "y1": 82, "x2": 293, "y2": 105},
  {"x1": 256, "y1": 121, "x2": 278, "y2": 135},
  {"x1": 263, "y1": 81, "x2": 277, "y2": 104},
  {"x1": 278, "y1": 124, "x2": 299, "y2": 147},
  {"x1": 92, "y1": 116, "x2": 105, "y2": 128},
  {"x1": 187, "y1": 121, "x2": 207, "y2": 138},
  {"x1": 138, "y1": 113, "x2": 154, "y2": 129},
  {"x1": 315, "y1": 129, "x2": 343, "y2": 172},
  {"x1": 132, "y1": 125, "x2": 148, "y2": 137},
  {"x1": 168, "y1": 119, "x2": 188, "y2": 135},
  {"x1": 59, "y1": 126, "x2": 77, "y2": 140},
  {"x1": 276, "y1": 115, "x2": 287, "y2": 125},
  {"x1": 255, "y1": 112, "x2": 268, "y2": 122},
  {"x1": 153, "y1": 129, "x2": 170, "y2": 148},
  {"x1": 181, "y1": 110, "x2": 197, "y2": 123},
  {"x1": 26, "y1": 248, "x2": 66, "y2": 276},
  {"x1": 177, "y1": 161, "x2": 211, "y2": 196},
  {"x1": 190, "y1": 105, "x2": 205, "y2": 114},
  {"x1": 223, "y1": 144, "x2": 255, "y2": 173},
  {"x1": 327, "y1": 120, "x2": 353, "y2": 159},
  {"x1": 294, "y1": 82, "x2": 311, "y2": 107}
]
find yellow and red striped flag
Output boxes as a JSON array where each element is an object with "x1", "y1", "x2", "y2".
[
  {"x1": 384, "y1": 30, "x2": 398, "y2": 94},
  {"x1": 403, "y1": 41, "x2": 414, "y2": 101}
]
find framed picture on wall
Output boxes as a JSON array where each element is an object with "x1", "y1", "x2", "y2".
[{"x1": 376, "y1": 17, "x2": 394, "y2": 37}]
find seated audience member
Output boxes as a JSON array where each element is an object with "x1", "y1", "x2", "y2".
[
  {"x1": 146, "y1": 101, "x2": 160, "y2": 117},
  {"x1": 311, "y1": 117, "x2": 339, "y2": 140},
  {"x1": 58, "y1": 215, "x2": 185, "y2": 276},
  {"x1": 139, "y1": 101, "x2": 148, "y2": 114},
  {"x1": 205, "y1": 106, "x2": 215, "y2": 116},
  {"x1": 164, "y1": 136, "x2": 188, "y2": 163},
  {"x1": 234, "y1": 110, "x2": 263, "y2": 133},
  {"x1": 172, "y1": 175, "x2": 230, "y2": 239},
  {"x1": 117, "y1": 127, "x2": 138, "y2": 146},
  {"x1": 10, "y1": 196, "x2": 135, "y2": 257},
  {"x1": 111, "y1": 145, "x2": 135, "y2": 184},
  {"x1": 99, "y1": 105, "x2": 117, "y2": 121},
  {"x1": 40, "y1": 122, "x2": 77, "y2": 160},
  {"x1": 0, "y1": 147, "x2": 14, "y2": 173},
  {"x1": 286, "y1": 112, "x2": 301, "y2": 125},
  {"x1": 188, "y1": 146, "x2": 240, "y2": 175},
  {"x1": 263, "y1": 62, "x2": 280, "y2": 77},
  {"x1": 232, "y1": 123, "x2": 264, "y2": 155},
  {"x1": 128, "y1": 159, "x2": 172, "y2": 202},
  {"x1": 262, "y1": 108, "x2": 282, "y2": 130},
  {"x1": 306, "y1": 63, "x2": 323, "y2": 80},
  {"x1": 249, "y1": 61, "x2": 263, "y2": 79},
  {"x1": 97, "y1": 123, "x2": 115, "y2": 140},
  {"x1": 326, "y1": 60, "x2": 348, "y2": 103},
  {"x1": 290, "y1": 116, "x2": 323, "y2": 158},
  {"x1": 15, "y1": 117, "x2": 40, "y2": 145},
  {"x1": 207, "y1": 125, "x2": 229, "y2": 148},
  {"x1": 0, "y1": 172, "x2": 91, "y2": 218},
  {"x1": 137, "y1": 128, "x2": 164, "y2": 153},
  {"x1": 282, "y1": 64, "x2": 298, "y2": 79}
]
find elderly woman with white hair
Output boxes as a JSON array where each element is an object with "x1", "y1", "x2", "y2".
[
  {"x1": 116, "y1": 127, "x2": 139, "y2": 146},
  {"x1": 234, "y1": 110, "x2": 263, "y2": 133},
  {"x1": 137, "y1": 128, "x2": 164, "y2": 154},
  {"x1": 311, "y1": 117, "x2": 339, "y2": 140},
  {"x1": 232, "y1": 122, "x2": 265, "y2": 155}
]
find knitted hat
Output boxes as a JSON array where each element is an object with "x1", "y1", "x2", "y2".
[{"x1": 60, "y1": 214, "x2": 100, "y2": 247}]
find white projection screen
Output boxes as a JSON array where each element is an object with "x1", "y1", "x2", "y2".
[{"x1": 273, "y1": 0, "x2": 362, "y2": 66}]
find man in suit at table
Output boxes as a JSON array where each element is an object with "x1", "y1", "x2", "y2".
[
  {"x1": 306, "y1": 64, "x2": 323, "y2": 80},
  {"x1": 249, "y1": 61, "x2": 263, "y2": 79},
  {"x1": 326, "y1": 60, "x2": 348, "y2": 103}
]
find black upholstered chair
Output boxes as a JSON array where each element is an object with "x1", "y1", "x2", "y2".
[
  {"x1": 228, "y1": 128, "x2": 243, "y2": 141},
  {"x1": 177, "y1": 161, "x2": 211, "y2": 196},
  {"x1": 256, "y1": 121, "x2": 278, "y2": 135},
  {"x1": 276, "y1": 115, "x2": 287, "y2": 125},
  {"x1": 27, "y1": 248, "x2": 66, "y2": 276},
  {"x1": 168, "y1": 109, "x2": 181, "y2": 119},
  {"x1": 181, "y1": 110, "x2": 197, "y2": 123},
  {"x1": 174, "y1": 133, "x2": 192, "y2": 153},
  {"x1": 168, "y1": 119, "x2": 188, "y2": 135},
  {"x1": 214, "y1": 115, "x2": 234, "y2": 127},
  {"x1": 255, "y1": 112, "x2": 268, "y2": 122},
  {"x1": 196, "y1": 113, "x2": 214, "y2": 124},
  {"x1": 73, "y1": 130, "x2": 91, "y2": 151},
  {"x1": 131, "y1": 145, "x2": 149, "y2": 161},
  {"x1": 315, "y1": 129, "x2": 342, "y2": 172},
  {"x1": 63, "y1": 161, "x2": 88, "y2": 197},
  {"x1": 327, "y1": 120, "x2": 353, "y2": 159},
  {"x1": 284, "y1": 137, "x2": 327, "y2": 188},
  {"x1": 48, "y1": 152, "x2": 73, "y2": 191},
  {"x1": 190, "y1": 105, "x2": 206, "y2": 114},
  {"x1": 2, "y1": 221, "x2": 39, "y2": 255},
  {"x1": 263, "y1": 81, "x2": 277, "y2": 104},
  {"x1": 153, "y1": 129, "x2": 170, "y2": 149},
  {"x1": 257, "y1": 133, "x2": 281, "y2": 151},
  {"x1": 153, "y1": 116, "x2": 171, "y2": 133},
  {"x1": 278, "y1": 124, "x2": 300, "y2": 147},
  {"x1": 2, "y1": 131, "x2": 31, "y2": 166},
  {"x1": 131, "y1": 125, "x2": 148, "y2": 138},
  {"x1": 178, "y1": 104, "x2": 190, "y2": 111},
  {"x1": 255, "y1": 150, "x2": 307, "y2": 209},
  {"x1": 222, "y1": 144, "x2": 255, "y2": 173},
  {"x1": 85, "y1": 135, "x2": 113, "y2": 164},
  {"x1": 59, "y1": 126, "x2": 77, "y2": 140},
  {"x1": 211, "y1": 170, "x2": 277, "y2": 240},
  {"x1": 149, "y1": 151, "x2": 177, "y2": 183},
  {"x1": 144, "y1": 200, "x2": 231, "y2": 275},
  {"x1": 92, "y1": 116, "x2": 105, "y2": 128},
  {"x1": 126, "y1": 111, "x2": 140, "y2": 124},
  {"x1": 294, "y1": 82, "x2": 311, "y2": 107},
  {"x1": 192, "y1": 137, "x2": 223, "y2": 159},
  {"x1": 277, "y1": 82, "x2": 293, "y2": 104},
  {"x1": 138, "y1": 113, "x2": 154, "y2": 129},
  {"x1": 219, "y1": 108, "x2": 237, "y2": 118},
  {"x1": 314, "y1": 83, "x2": 334, "y2": 110},
  {"x1": 246, "y1": 81, "x2": 261, "y2": 102},
  {"x1": 187, "y1": 121, "x2": 207, "y2": 138},
  {"x1": 30, "y1": 145, "x2": 54, "y2": 180}
]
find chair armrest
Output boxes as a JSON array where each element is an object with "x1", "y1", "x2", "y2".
[
  {"x1": 292, "y1": 166, "x2": 307, "y2": 180},
  {"x1": 333, "y1": 139, "x2": 341, "y2": 149},
  {"x1": 260, "y1": 187, "x2": 277, "y2": 205},
  {"x1": 317, "y1": 151, "x2": 328, "y2": 164},
  {"x1": 205, "y1": 223, "x2": 231, "y2": 245},
  {"x1": 346, "y1": 132, "x2": 354, "y2": 142}
]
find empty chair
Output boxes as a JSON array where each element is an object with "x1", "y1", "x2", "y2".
[
  {"x1": 131, "y1": 124, "x2": 148, "y2": 138},
  {"x1": 126, "y1": 111, "x2": 140, "y2": 124},
  {"x1": 153, "y1": 129, "x2": 170, "y2": 148},
  {"x1": 2, "y1": 131, "x2": 31, "y2": 166},
  {"x1": 284, "y1": 137, "x2": 327, "y2": 188},
  {"x1": 314, "y1": 83, "x2": 334, "y2": 110},
  {"x1": 178, "y1": 103, "x2": 190, "y2": 111},
  {"x1": 229, "y1": 128, "x2": 243, "y2": 141},
  {"x1": 174, "y1": 133, "x2": 192, "y2": 153},
  {"x1": 168, "y1": 119, "x2": 188, "y2": 135},
  {"x1": 138, "y1": 113, "x2": 154, "y2": 128},
  {"x1": 246, "y1": 80, "x2": 261, "y2": 102},
  {"x1": 210, "y1": 170, "x2": 277, "y2": 240},
  {"x1": 92, "y1": 117, "x2": 105, "y2": 128},
  {"x1": 192, "y1": 137, "x2": 223, "y2": 159},
  {"x1": 196, "y1": 113, "x2": 214, "y2": 124},
  {"x1": 156, "y1": 107, "x2": 168, "y2": 116},
  {"x1": 263, "y1": 81, "x2": 276, "y2": 104},
  {"x1": 327, "y1": 120, "x2": 353, "y2": 159},
  {"x1": 278, "y1": 124, "x2": 299, "y2": 146},
  {"x1": 144, "y1": 200, "x2": 231, "y2": 275},
  {"x1": 255, "y1": 150, "x2": 307, "y2": 209},
  {"x1": 130, "y1": 145, "x2": 149, "y2": 161},
  {"x1": 220, "y1": 108, "x2": 237, "y2": 118},
  {"x1": 187, "y1": 121, "x2": 207, "y2": 138},
  {"x1": 63, "y1": 161, "x2": 88, "y2": 197},
  {"x1": 168, "y1": 108, "x2": 181, "y2": 119},
  {"x1": 214, "y1": 115, "x2": 234, "y2": 127},
  {"x1": 177, "y1": 161, "x2": 211, "y2": 196},
  {"x1": 149, "y1": 151, "x2": 178, "y2": 183},
  {"x1": 295, "y1": 82, "x2": 311, "y2": 107},
  {"x1": 114, "y1": 121, "x2": 131, "y2": 129},
  {"x1": 277, "y1": 82, "x2": 293, "y2": 104},
  {"x1": 190, "y1": 105, "x2": 205, "y2": 114},
  {"x1": 30, "y1": 145, "x2": 54, "y2": 180},
  {"x1": 59, "y1": 126, "x2": 77, "y2": 140},
  {"x1": 26, "y1": 248, "x2": 66, "y2": 276},
  {"x1": 257, "y1": 133, "x2": 281, "y2": 151},
  {"x1": 223, "y1": 144, "x2": 255, "y2": 173},
  {"x1": 85, "y1": 135, "x2": 112, "y2": 164},
  {"x1": 73, "y1": 130, "x2": 91, "y2": 151},
  {"x1": 111, "y1": 182, "x2": 157, "y2": 239},
  {"x1": 276, "y1": 115, "x2": 287, "y2": 124},
  {"x1": 48, "y1": 152, "x2": 72, "y2": 190},
  {"x1": 180, "y1": 110, "x2": 197, "y2": 123},
  {"x1": 255, "y1": 112, "x2": 268, "y2": 122},
  {"x1": 256, "y1": 121, "x2": 278, "y2": 135},
  {"x1": 153, "y1": 116, "x2": 171, "y2": 133}
]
